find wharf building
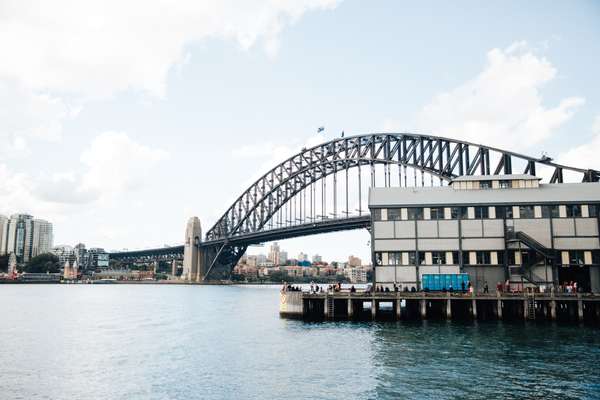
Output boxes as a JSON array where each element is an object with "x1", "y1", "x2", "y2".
[{"x1": 368, "y1": 175, "x2": 600, "y2": 293}]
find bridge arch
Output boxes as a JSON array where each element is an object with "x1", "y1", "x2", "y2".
[{"x1": 206, "y1": 133, "x2": 599, "y2": 244}]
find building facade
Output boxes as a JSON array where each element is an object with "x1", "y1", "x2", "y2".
[
  {"x1": 0, "y1": 214, "x2": 53, "y2": 262},
  {"x1": 369, "y1": 175, "x2": 600, "y2": 292}
]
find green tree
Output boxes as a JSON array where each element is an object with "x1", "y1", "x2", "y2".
[{"x1": 24, "y1": 253, "x2": 61, "y2": 273}]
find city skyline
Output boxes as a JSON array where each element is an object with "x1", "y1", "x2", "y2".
[{"x1": 1, "y1": 1, "x2": 599, "y2": 261}]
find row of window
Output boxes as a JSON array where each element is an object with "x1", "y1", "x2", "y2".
[
  {"x1": 372, "y1": 204, "x2": 599, "y2": 221},
  {"x1": 374, "y1": 250, "x2": 600, "y2": 266}
]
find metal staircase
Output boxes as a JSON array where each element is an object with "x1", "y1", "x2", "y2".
[{"x1": 506, "y1": 230, "x2": 555, "y2": 287}]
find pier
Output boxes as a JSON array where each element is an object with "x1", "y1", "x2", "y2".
[{"x1": 280, "y1": 290, "x2": 600, "y2": 323}]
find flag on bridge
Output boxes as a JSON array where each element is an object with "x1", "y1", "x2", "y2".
[
  {"x1": 341, "y1": 131, "x2": 345, "y2": 138},
  {"x1": 317, "y1": 126, "x2": 325, "y2": 133}
]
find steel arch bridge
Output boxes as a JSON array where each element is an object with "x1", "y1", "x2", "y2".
[{"x1": 109, "y1": 133, "x2": 599, "y2": 280}]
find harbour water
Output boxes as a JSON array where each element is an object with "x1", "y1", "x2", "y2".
[{"x1": 1, "y1": 285, "x2": 599, "y2": 400}]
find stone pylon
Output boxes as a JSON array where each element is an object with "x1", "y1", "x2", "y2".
[{"x1": 183, "y1": 217, "x2": 202, "y2": 281}]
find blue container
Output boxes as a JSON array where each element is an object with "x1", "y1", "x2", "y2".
[{"x1": 422, "y1": 273, "x2": 470, "y2": 291}]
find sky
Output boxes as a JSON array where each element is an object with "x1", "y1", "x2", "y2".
[{"x1": 1, "y1": 0, "x2": 600, "y2": 262}]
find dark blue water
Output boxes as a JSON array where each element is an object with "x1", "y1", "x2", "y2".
[{"x1": 0, "y1": 285, "x2": 598, "y2": 400}]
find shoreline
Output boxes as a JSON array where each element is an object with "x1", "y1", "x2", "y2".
[{"x1": 0, "y1": 280, "x2": 284, "y2": 285}]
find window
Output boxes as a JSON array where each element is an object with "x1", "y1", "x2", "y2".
[
  {"x1": 495, "y1": 206, "x2": 506, "y2": 219},
  {"x1": 375, "y1": 252, "x2": 382, "y2": 266},
  {"x1": 407, "y1": 208, "x2": 423, "y2": 220},
  {"x1": 588, "y1": 204, "x2": 598, "y2": 218},
  {"x1": 479, "y1": 180, "x2": 492, "y2": 189},
  {"x1": 431, "y1": 251, "x2": 446, "y2": 265},
  {"x1": 460, "y1": 207, "x2": 470, "y2": 219},
  {"x1": 519, "y1": 205, "x2": 535, "y2": 219},
  {"x1": 388, "y1": 208, "x2": 401, "y2": 221},
  {"x1": 451, "y1": 251, "x2": 459, "y2": 265},
  {"x1": 496, "y1": 251, "x2": 505, "y2": 265},
  {"x1": 372, "y1": 209, "x2": 382, "y2": 221},
  {"x1": 508, "y1": 250, "x2": 517, "y2": 265},
  {"x1": 474, "y1": 206, "x2": 489, "y2": 219},
  {"x1": 430, "y1": 207, "x2": 444, "y2": 220},
  {"x1": 451, "y1": 207, "x2": 461, "y2": 219},
  {"x1": 462, "y1": 251, "x2": 471, "y2": 265},
  {"x1": 388, "y1": 252, "x2": 401, "y2": 265},
  {"x1": 593, "y1": 250, "x2": 600, "y2": 265},
  {"x1": 504, "y1": 206, "x2": 514, "y2": 219},
  {"x1": 540, "y1": 206, "x2": 551, "y2": 218},
  {"x1": 408, "y1": 252, "x2": 417, "y2": 265},
  {"x1": 550, "y1": 206, "x2": 560, "y2": 218},
  {"x1": 569, "y1": 250, "x2": 585, "y2": 265},
  {"x1": 475, "y1": 251, "x2": 491, "y2": 265},
  {"x1": 566, "y1": 205, "x2": 582, "y2": 218},
  {"x1": 499, "y1": 180, "x2": 512, "y2": 189}
]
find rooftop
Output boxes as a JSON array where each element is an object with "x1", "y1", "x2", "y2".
[
  {"x1": 369, "y1": 182, "x2": 600, "y2": 207},
  {"x1": 450, "y1": 174, "x2": 541, "y2": 182}
]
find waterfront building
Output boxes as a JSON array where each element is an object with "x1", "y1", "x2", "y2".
[
  {"x1": 86, "y1": 248, "x2": 110, "y2": 269},
  {"x1": 348, "y1": 255, "x2": 362, "y2": 267},
  {"x1": 346, "y1": 266, "x2": 368, "y2": 283},
  {"x1": 369, "y1": 175, "x2": 600, "y2": 292},
  {"x1": 52, "y1": 245, "x2": 75, "y2": 264},
  {"x1": 0, "y1": 214, "x2": 53, "y2": 262},
  {"x1": 74, "y1": 243, "x2": 87, "y2": 267},
  {"x1": 312, "y1": 254, "x2": 322, "y2": 264}
]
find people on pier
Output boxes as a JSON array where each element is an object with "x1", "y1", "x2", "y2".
[{"x1": 484, "y1": 282, "x2": 489, "y2": 294}]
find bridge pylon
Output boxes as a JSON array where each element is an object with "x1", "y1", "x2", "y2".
[{"x1": 183, "y1": 216, "x2": 202, "y2": 281}]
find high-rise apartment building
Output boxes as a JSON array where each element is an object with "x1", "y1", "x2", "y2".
[
  {"x1": 0, "y1": 215, "x2": 8, "y2": 255},
  {"x1": 269, "y1": 242, "x2": 281, "y2": 265},
  {"x1": 0, "y1": 214, "x2": 53, "y2": 262}
]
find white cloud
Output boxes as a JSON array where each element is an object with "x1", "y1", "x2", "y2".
[
  {"x1": 556, "y1": 115, "x2": 600, "y2": 180},
  {"x1": 0, "y1": 132, "x2": 169, "y2": 216},
  {"x1": 79, "y1": 131, "x2": 169, "y2": 197},
  {"x1": 0, "y1": 0, "x2": 340, "y2": 98},
  {"x1": 417, "y1": 42, "x2": 584, "y2": 150},
  {"x1": 0, "y1": 81, "x2": 80, "y2": 158}
]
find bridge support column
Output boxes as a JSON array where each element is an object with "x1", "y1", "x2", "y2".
[
  {"x1": 550, "y1": 299, "x2": 557, "y2": 320},
  {"x1": 420, "y1": 299, "x2": 427, "y2": 319},
  {"x1": 497, "y1": 299, "x2": 503, "y2": 320}
]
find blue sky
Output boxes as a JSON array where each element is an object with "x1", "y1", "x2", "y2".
[{"x1": 1, "y1": 0, "x2": 599, "y2": 261}]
